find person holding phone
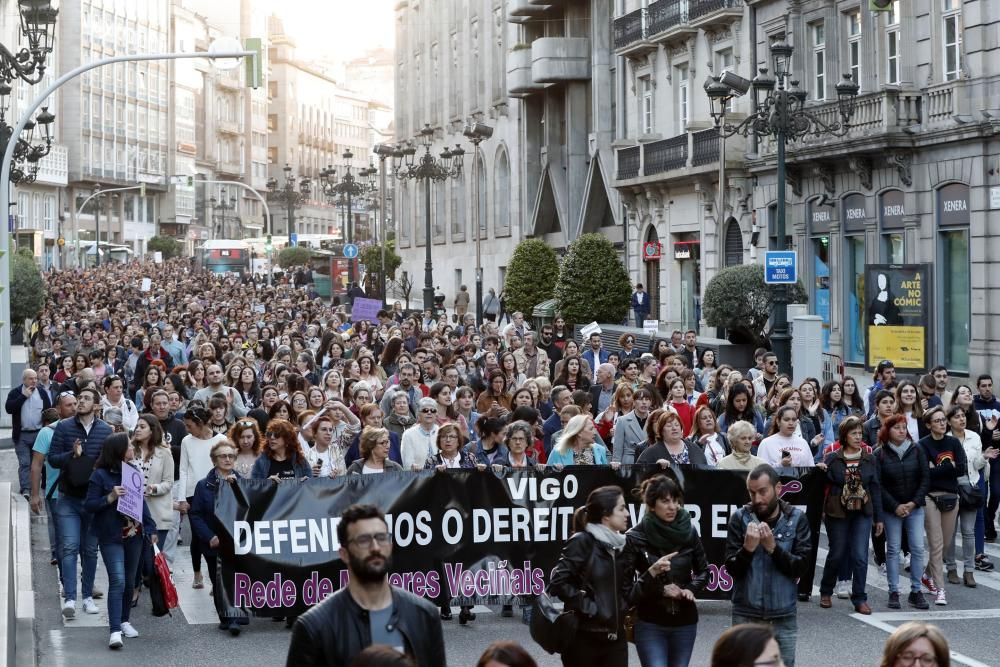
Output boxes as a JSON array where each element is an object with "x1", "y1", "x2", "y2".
[
  {"x1": 622, "y1": 474, "x2": 709, "y2": 667},
  {"x1": 758, "y1": 407, "x2": 816, "y2": 468}
]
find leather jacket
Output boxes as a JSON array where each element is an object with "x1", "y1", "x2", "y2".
[
  {"x1": 548, "y1": 531, "x2": 627, "y2": 637},
  {"x1": 285, "y1": 587, "x2": 446, "y2": 667},
  {"x1": 621, "y1": 521, "x2": 709, "y2": 626}
]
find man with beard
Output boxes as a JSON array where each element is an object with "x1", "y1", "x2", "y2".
[
  {"x1": 286, "y1": 504, "x2": 444, "y2": 667},
  {"x1": 725, "y1": 465, "x2": 811, "y2": 667}
]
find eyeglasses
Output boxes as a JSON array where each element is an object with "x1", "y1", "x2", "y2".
[
  {"x1": 265, "y1": 431, "x2": 281, "y2": 438},
  {"x1": 420, "y1": 408, "x2": 438, "y2": 414},
  {"x1": 929, "y1": 417, "x2": 947, "y2": 425},
  {"x1": 766, "y1": 361, "x2": 778, "y2": 366},
  {"x1": 896, "y1": 654, "x2": 937, "y2": 666},
  {"x1": 348, "y1": 532, "x2": 392, "y2": 548},
  {"x1": 214, "y1": 453, "x2": 237, "y2": 460}
]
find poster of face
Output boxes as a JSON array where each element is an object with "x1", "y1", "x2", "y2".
[{"x1": 865, "y1": 264, "x2": 930, "y2": 372}]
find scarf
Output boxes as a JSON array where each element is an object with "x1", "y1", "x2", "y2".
[
  {"x1": 642, "y1": 508, "x2": 692, "y2": 554},
  {"x1": 889, "y1": 439, "x2": 912, "y2": 459},
  {"x1": 585, "y1": 523, "x2": 626, "y2": 552},
  {"x1": 730, "y1": 450, "x2": 753, "y2": 465}
]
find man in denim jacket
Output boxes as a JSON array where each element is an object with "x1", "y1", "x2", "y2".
[{"x1": 725, "y1": 464, "x2": 812, "y2": 667}]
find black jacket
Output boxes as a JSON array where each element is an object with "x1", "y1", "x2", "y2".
[
  {"x1": 862, "y1": 415, "x2": 883, "y2": 450},
  {"x1": 875, "y1": 442, "x2": 930, "y2": 514},
  {"x1": 286, "y1": 587, "x2": 446, "y2": 667},
  {"x1": 822, "y1": 449, "x2": 884, "y2": 519},
  {"x1": 549, "y1": 531, "x2": 627, "y2": 636},
  {"x1": 621, "y1": 521, "x2": 709, "y2": 627},
  {"x1": 5, "y1": 384, "x2": 52, "y2": 442}
]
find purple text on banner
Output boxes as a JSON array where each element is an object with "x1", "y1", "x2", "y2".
[{"x1": 351, "y1": 297, "x2": 383, "y2": 324}]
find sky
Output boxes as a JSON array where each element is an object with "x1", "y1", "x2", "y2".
[{"x1": 266, "y1": 0, "x2": 396, "y2": 62}]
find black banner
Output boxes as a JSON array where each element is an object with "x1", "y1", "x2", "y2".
[{"x1": 215, "y1": 466, "x2": 825, "y2": 616}]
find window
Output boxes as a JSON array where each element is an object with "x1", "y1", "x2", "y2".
[
  {"x1": 937, "y1": 183, "x2": 970, "y2": 370},
  {"x1": 886, "y1": 1, "x2": 900, "y2": 85},
  {"x1": 844, "y1": 235, "x2": 865, "y2": 363},
  {"x1": 451, "y1": 176, "x2": 465, "y2": 240},
  {"x1": 641, "y1": 77, "x2": 653, "y2": 135},
  {"x1": 715, "y1": 49, "x2": 734, "y2": 112},
  {"x1": 811, "y1": 23, "x2": 825, "y2": 100},
  {"x1": 676, "y1": 65, "x2": 689, "y2": 134},
  {"x1": 846, "y1": 11, "x2": 861, "y2": 85},
  {"x1": 44, "y1": 195, "x2": 54, "y2": 232},
  {"x1": 494, "y1": 150, "x2": 510, "y2": 236},
  {"x1": 943, "y1": 0, "x2": 962, "y2": 81}
]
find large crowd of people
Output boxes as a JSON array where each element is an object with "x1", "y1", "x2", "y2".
[{"x1": 7, "y1": 257, "x2": 991, "y2": 665}]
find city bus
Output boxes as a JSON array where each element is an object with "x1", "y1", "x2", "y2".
[{"x1": 200, "y1": 239, "x2": 252, "y2": 275}]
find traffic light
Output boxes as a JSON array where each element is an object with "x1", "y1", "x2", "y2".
[
  {"x1": 869, "y1": 0, "x2": 893, "y2": 10},
  {"x1": 265, "y1": 234, "x2": 273, "y2": 252},
  {"x1": 245, "y1": 38, "x2": 263, "y2": 89}
]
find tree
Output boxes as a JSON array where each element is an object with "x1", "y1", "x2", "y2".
[
  {"x1": 554, "y1": 233, "x2": 631, "y2": 325},
  {"x1": 9, "y1": 248, "x2": 45, "y2": 331},
  {"x1": 395, "y1": 272, "x2": 416, "y2": 310},
  {"x1": 359, "y1": 240, "x2": 402, "y2": 280},
  {"x1": 147, "y1": 235, "x2": 183, "y2": 260},
  {"x1": 504, "y1": 238, "x2": 559, "y2": 316},
  {"x1": 702, "y1": 263, "x2": 809, "y2": 346},
  {"x1": 277, "y1": 245, "x2": 312, "y2": 268}
]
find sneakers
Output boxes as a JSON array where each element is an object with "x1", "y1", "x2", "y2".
[
  {"x1": 908, "y1": 591, "x2": 929, "y2": 610},
  {"x1": 888, "y1": 592, "x2": 901, "y2": 609},
  {"x1": 879, "y1": 563, "x2": 887, "y2": 577},
  {"x1": 975, "y1": 554, "x2": 995, "y2": 572},
  {"x1": 835, "y1": 580, "x2": 851, "y2": 599},
  {"x1": 902, "y1": 554, "x2": 911, "y2": 572},
  {"x1": 120, "y1": 622, "x2": 138, "y2": 638},
  {"x1": 920, "y1": 574, "x2": 938, "y2": 594},
  {"x1": 61, "y1": 599, "x2": 75, "y2": 619},
  {"x1": 964, "y1": 571, "x2": 977, "y2": 588},
  {"x1": 947, "y1": 569, "x2": 961, "y2": 585},
  {"x1": 935, "y1": 589, "x2": 947, "y2": 606},
  {"x1": 109, "y1": 632, "x2": 123, "y2": 650},
  {"x1": 82, "y1": 597, "x2": 99, "y2": 614},
  {"x1": 92, "y1": 586, "x2": 104, "y2": 599}
]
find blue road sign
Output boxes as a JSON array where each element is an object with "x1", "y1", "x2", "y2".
[
  {"x1": 764, "y1": 251, "x2": 798, "y2": 284},
  {"x1": 343, "y1": 243, "x2": 359, "y2": 259},
  {"x1": 290, "y1": 233, "x2": 298, "y2": 246}
]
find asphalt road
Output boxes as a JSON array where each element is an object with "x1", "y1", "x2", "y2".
[{"x1": 13, "y1": 443, "x2": 997, "y2": 667}]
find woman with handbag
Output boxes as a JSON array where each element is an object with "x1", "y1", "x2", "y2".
[
  {"x1": 818, "y1": 416, "x2": 883, "y2": 615},
  {"x1": 84, "y1": 433, "x2": 157, "y2": 649},
  {"x1": 190, "y1": 439, "x2": 248, "y2": 636},
  {"x1": 917, "y1": 406, "x2": 967, "y2": 606},
  {"x1": 622, "y1": 474, "x2": 709, "y2": 667},
  {"x1": 944, "y1": 405, "x2": 996, "y2": 588},
  {"x1": 547, "y1": 486, "x2": 630, "y2": 667}
]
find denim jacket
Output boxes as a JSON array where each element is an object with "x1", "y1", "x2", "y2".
[{"x1": 724, "y1": 500, "x2": 812, "y2": 619}]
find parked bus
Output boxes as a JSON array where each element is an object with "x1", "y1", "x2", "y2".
[{"x1": 200, "y1": 239, "x2": 251, "y2": 275}]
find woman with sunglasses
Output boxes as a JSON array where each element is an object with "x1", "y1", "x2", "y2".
[
  {"x1": 190, "y1": 440, "x2": 248, "y2": 636},
  {"x1": 618, "y1": 333, "x2": 641, "y2": 364},
  {"x1": 251, "y1": 419, "x2": 313, "y2": 482}
]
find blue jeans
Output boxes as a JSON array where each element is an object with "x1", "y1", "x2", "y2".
[
  {"x1": 14, "y1": 430, "x2": 38, "y2": 494},
  {"x1": 634, "y1": 620, "x2": 697, "y2": 667},
  {"x1": 820, "y1": 513, "x2": 873, "y2": 603},
  {"x1": 976, "y1": 475, "x2": 987, "y2": 555},
  {"x1": 101, "y1": 536, "x2": 143, "y2": 633},
  {"x1": 986, "y1": 458, "x2": 1000, "y2": 539},
  {"x1": 732, "y1": 613, "x2": 797, "y2": 667},
  {"x1": 883, "y1": 507, "x2": 926, "y2": 594},
  {"x1": 55, "y1": 495, "x2": 98, "y2": 601},
  {"x1": 46, "y1": 497, "x2": 62, "y2": 582}
]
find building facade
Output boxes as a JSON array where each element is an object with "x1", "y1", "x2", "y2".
[{"x1": 611, "y1": 0, "x2": 751, "y2": 331}]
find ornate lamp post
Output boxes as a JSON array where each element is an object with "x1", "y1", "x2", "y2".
[
  {"x1": 463, "y1": 121, "x2": 493, "y2": 324},
  {"x1": 390, "y1": 124, "x2": 465, "y2": 311},
  {"x1": 704, "y1": 41, "x2": 859, "y2": 375},
  {"x1": 265, "y1": 164, "x2": 311, "y2": 244},
  {"x1": 318, "y1": 149, "x2": 373, "y2": 287},
  {"x1": 210, "y1": 188, "x2": 239, "y2": 239}
]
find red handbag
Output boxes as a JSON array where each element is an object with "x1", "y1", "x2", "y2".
[{"x1": 153, "y1": 544, "x2": 179, "y2": 610}]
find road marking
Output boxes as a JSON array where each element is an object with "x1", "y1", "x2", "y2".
[
  {"x1": 814, "y1": 546, "x2": 890, "y2": 593},
  {"x1": 171, "y1": 546, "x2": 228, "y2": 625},
  {"x1": 849, "y1": 611, "x2": 996, "y2": 667},
  {"x1": 47, "y1": 628, "x2": 66, "y2": 667}
]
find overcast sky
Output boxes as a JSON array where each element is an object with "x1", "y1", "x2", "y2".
[{"x1": 267, "y1": 0, "x2": 396, "y2": 61}]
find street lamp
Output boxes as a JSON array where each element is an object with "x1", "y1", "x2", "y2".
[
  {"x1": 210, "y1": 188, "x2": 239, "y2": 239},
  {"x1": 318, "y1": 149, "x2": 373, "y2": 287},
  {"x1": 266, "y1": 164, "x2": 311, "y2": 244},
  {"x1": 0, "y1": 101, "x2": 53, "y2": 184},
  {"x1": 704, "y1": 40, "x2": 858, "y2": 376},
  {"x1": 463, "y1": 121, "x2": 493, "y2": 325},
  {"x1": 390, "y1": 124, "x2": 465, "y2": 312},
  {"x1": 373, "y1": 143, "x2": 395, "y2": 300},
  {"x1": 1, "y1": 0, "x2": 58, "y2": 85}
]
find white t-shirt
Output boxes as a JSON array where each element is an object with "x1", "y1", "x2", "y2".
[
  {"x1": 179, "y1": 433, "x2": 229, "y2": 497},
  {"x1": 362, "y1": 464, "x2": 383, "y2": 475},
  {"x1": 757, "y1": 433, "x2": 815, "y2": 467}
]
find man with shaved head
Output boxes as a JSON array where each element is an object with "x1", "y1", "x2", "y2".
[{"x1": 6, "y1": 368, "x2": 52, "y2": 496}]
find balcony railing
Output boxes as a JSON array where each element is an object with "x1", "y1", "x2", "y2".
[
  {"x1": 645, "y1": 135, "x2": 688, "y2": 175},
  {"x1": 688, "y1": 0, "x2": 740, "y2": 21},
  {"x1": 617, "y1": 146, "x2": 640, "y2": 180},
  {"x1": 647, "y1": 0, "x2": 688, "y2": 36},
  {"x1": 613, "y1": 8, "x2": 645, "y2": 50},
  {"x1": 690, "y1": 129, "x2": 719, "y2": 166}
]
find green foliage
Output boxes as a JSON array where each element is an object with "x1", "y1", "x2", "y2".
[
  {"x1": 504, "y1": 238, "x2": 559, "y2": 316},
  {"x1": 147, "y1": 235, "x2": 183, "y2": 259},
  {"x1": 278, "y1": 245, "x2": 312, "y2": 268},
  {"x1": 702, "y1": 263, "x2": 808, "y2": 346},
  {"x1": 554, "y1": 233, "x2": 631, "y2": 325},
  {"x1": 11, "y1": 248, "x2": 45, "y2": 328},
  {"x1": 359, "y1": 240, "x2": 402, "y2": 279}
]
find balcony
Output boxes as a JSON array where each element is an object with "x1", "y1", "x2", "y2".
[
  {"x1": 613, "y1": 9, "x2": 655, "y2": 58},
  {"x1": 508, "y1": 0, "x2": 550, "y2": 22},
  {"x1": 532, "y1": 37, "x2": 590, "y2": 83},
  {"x1": 647, "y1": 0, "x2": 696, "y2": 44},
  {"x1": 615, "y1": 129, "x2": 727, "y2": 183},
  {"x1": 217, "y1": 160, "x2": 243, "y2": 175},
  {"x1": 923, "y1": 80, "x2": 968, "y2": 128},
  {"x1": 218, "y1": 119, "x2": 241, "y2": 135},
  {"x1": 508, "y1": 46, "x2": 545, "y2": 97},
  {"x1": 688, "y1": 0, "x2": 742, "y2": 29},
  {"x1": 34, "y1": 144, "x2": 68, "y2": 187}
]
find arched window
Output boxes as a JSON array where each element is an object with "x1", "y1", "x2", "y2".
[
  {"x1": 476, "y1": 153, "x2": 487, "y2": 240},
  {"x1": 493, "y1": 150, "x2": 510, "y2": 236},
  {"x1": 724, "y1": 218, "x2": 743, "y2": 267},
  {"x1": 451, "y1": 176, "x2": 465, "y2": 241}
]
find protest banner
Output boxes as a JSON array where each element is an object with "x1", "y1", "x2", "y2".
[
  {"x1": 117, "y1": 462, "x2": 145, "y2": 523},
  {"x1": 216, "y1": 466, "x2": 824, "y2": 616},
  {"x1": 351, "y1": 297, "x2": 383, "y2": 323}
]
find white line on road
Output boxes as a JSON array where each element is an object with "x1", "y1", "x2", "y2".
[{"x1": 849, "y1": 612, "x2": 995, "y2": 667}]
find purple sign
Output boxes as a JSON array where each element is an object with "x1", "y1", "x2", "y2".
[
  {"x1": 117, "y1": 463, "x2": 144, "y2": 523},
  {"x1": 351, "y1": 297, "x2": 383, "y2": 324}
]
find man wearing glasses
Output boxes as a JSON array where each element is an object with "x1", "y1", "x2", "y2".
[{"x1": 286, "y1": 504, "x2": 444, "y2": 666}]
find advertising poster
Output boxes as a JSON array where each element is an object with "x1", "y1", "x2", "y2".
[
  {"x1": 865, "y1": 264, "x2": 930, "y2": 372},
  {"x1": 215, "y1": 466, "x2": 824, "y2": 616}
]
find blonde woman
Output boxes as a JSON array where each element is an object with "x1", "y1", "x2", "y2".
[{"x1": 547, "y1": 414, "x2": 610, "y2": 468}]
